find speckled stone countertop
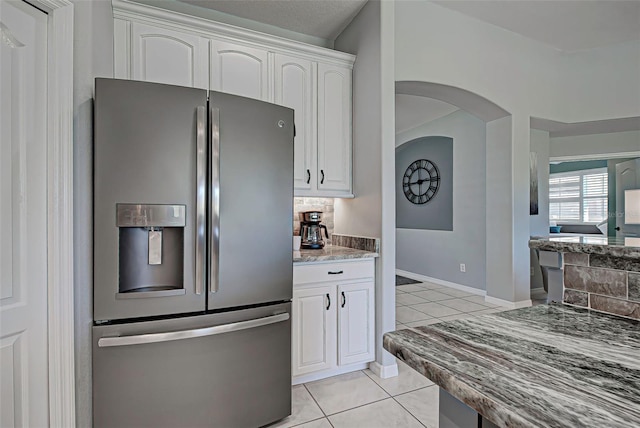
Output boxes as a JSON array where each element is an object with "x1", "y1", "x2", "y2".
[
  {"x1": 383, "y1": 304, "x2": 640, "y2": 428},
  {"x1": 293, "y1": 245, "x2": 378, "y2": 263},
  {"x1": 529, "y1": 236, "x2": 640, "y2": 259}
]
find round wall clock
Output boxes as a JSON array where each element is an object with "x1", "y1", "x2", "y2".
[{"x1": 402, "y1": 159, "x2": 440, "y2": 204}]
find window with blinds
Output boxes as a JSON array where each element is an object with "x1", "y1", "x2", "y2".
[{"x1": 549, "y1": 168, "x2": 608, "y2": 223}]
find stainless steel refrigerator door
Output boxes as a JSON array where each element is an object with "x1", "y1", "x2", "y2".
[
  {"x1": 94, "y1": 79, "x2": 208, "y2": 321},
  {"x1": 208, "y1": 92, "x2": 294, "y2": 310},
  {"x1": 93, "y1": 303, "x2": 292, "y2": 428}
]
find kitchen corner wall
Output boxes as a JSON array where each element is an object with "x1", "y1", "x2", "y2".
[{"x1": 294, "y1": 197, "x2": 335, "y2": 243}]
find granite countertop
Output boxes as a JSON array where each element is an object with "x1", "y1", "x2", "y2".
[
  {"x1": 529, "y1": 236, "x2": 640, "y2": 260},
  {"x1": 383, "y1": 304, "x2": 640, "y2": 428},
  {"x1": 293, "y1": 245, "x2": 378, "y2": 263}
]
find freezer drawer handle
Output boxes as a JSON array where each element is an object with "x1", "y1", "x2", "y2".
[{"x1": 97, "y1": 312, "x2": 289, "y2": 348}]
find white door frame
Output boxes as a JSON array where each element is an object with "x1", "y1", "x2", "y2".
[{"x1": 28, "y1": 0, "x2": 76, "y2": 426}]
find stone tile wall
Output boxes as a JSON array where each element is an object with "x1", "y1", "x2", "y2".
[
  {"x1": 293, "y1": 197, "x2": 334, "y2": 244},
  {"x1": 563, "y1": 253, "x2": 640, "y2": 320}
]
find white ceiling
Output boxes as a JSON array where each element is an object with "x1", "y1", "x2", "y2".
[
  {"x1": 178, "y1": 0, "x2": 368, "y2": 41},
  {"x1": 176, "y1": 1, "x2": 640, "y2": 52},
  {"x1": 173, "y1": 1, "x2": 640, "y2": 134},
  {"x1": 432, "y1": 0, "x2": 640, "y2": 52}
]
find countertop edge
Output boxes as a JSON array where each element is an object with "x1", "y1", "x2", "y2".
[
  {"x1": 529, "y1": 239, "x2": 640, "y2": 260},
  {"x1": 293, "y1": 245, "x2": 379, "y2": 264},
  {"x1": 383, "y1": 332, "x2": 529, "y2": 428}
]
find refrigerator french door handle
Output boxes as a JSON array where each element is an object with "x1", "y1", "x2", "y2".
[
  {"x1": 210, "y1": 107, "x2": 221, "y2": 294},
  {"x1": 196, "y1": 106, "x2": 206, "y2": 295},
  {"x1": 97, "y1": 313, "x2": 290, "y2": 348}
]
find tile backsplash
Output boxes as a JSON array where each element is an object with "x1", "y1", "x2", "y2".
[
  {"x1": 563, "y1": 252, "x2": 640, "y2": 320},
  {"x1": 293, "y1": 197, "x2": 334, "y2": 243}
]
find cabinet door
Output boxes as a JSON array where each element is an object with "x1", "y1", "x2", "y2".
[
  {"x1": 317, "y1": 63, "x2": 352, "y2": 193},
  {"x1": 275, "y1": 54, "x2": 315, "y2": 192},
  {"x1": 131, "y1": 22, "x2": 208, "y2": 89},
  {"x1": 210, "y1": 40, "x2": 270, "y2": 101},
  {"x1": 292, "y1": 286, "x2": 336, "y2": 376},
  {"x1": 338, "y1": 281, "x2": 374, "y2": 366}
]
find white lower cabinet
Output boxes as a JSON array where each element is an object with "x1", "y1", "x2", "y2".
[{"x1": 292, "y1": 259, "x2": 375, "y2": 384}]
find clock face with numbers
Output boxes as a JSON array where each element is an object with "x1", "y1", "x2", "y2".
[{"x1": 402, "y1": 159, "x2": 440, "y2": 204}]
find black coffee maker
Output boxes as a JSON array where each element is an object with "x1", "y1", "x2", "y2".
[{"x1": 299, "y1": 211, "x2": 329, "y2": 249}]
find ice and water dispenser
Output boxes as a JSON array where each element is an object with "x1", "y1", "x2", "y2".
[{"x1": 116, "y1": 204, "x2": 186, "y2": 297}]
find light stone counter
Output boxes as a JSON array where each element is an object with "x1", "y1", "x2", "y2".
[
  {"x1": 293, "y1": 245, "x2": 378, "y2": 263},
  {"x1": 383, "y1": 304, "x2": 640, "y2": 428}
]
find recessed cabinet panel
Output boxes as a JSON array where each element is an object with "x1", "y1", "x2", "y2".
[
  {"x1": 317, "y1": 63, "x2": 352, "y2": 193},
  {"x1": 275, "y1": 54, "x2": 315, "y2": 191},
  {"x1": 210, "y1": 40, "x2": 270, "y2": 101},
  {"x1": 293, "y1": 259, "x2": 375, "y2": 382},
  {"x1": 131, "y1": 22, "x2": 208, "y2": 88},
  {"x1": 338, "y1": 282, "x2": 375, "y2": 366},
  {"x1": 292, "y1": 286, "x2": 337, "y2": 376}
]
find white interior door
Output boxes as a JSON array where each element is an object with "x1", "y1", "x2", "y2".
[
  {"x1": 0, "y1": 1, "x2": 49, "y2": 426},
  {"x1": 615, "y1": 158, "x2": 640, "y2": 238}
]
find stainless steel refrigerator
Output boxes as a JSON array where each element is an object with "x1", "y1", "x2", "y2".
[{"x1": 92, "y1": 78, "x2": 294, "y2": 428}]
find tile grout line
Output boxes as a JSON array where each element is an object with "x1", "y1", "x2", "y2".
[{"x1": 390, "y1": 385, "x2": 436, "y2": 428}]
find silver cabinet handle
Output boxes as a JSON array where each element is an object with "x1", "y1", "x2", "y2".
[
  {"x1": 195, "y1": 106, "x2": 206, "y2": 295},
  {"x1": 209, "y1": 107, "x2": 220, "y2": 294},
  {"x1": 97, "y1": 313, "x2": 289, "y2": 348}
]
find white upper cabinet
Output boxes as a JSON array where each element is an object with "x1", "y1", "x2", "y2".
[
  {"x1": 112, "y1": 0, "x2": 354, "y2": 197},
  {"x1": 275, "y1": 54, "x2": 315, "y2": 191},
  {"x1": 317, "y1": 63, "x2": 352, "y2": 194},
  {"x1": 126, "y1": 21, "x2": 208, "y2": 88},
  {"x1": 210, "y1": 40, "x2": 270, "y2": 101}
]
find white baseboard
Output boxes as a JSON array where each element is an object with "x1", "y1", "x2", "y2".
[
  {"x1": 292, "y1": 362, "x2": 370, "y2": 385},
  {"x1": 397, "y1": 269, "x2": 533, "y2": 309},
  {"x1": 368, "y1": 361, "x2": 398, "y2": 379},
  {"x1": 396, "y1": 269, "x2": 485, "y2": 296},
  {"x1": 484, "y1": 295, "x2": 532, "y2": 309}
]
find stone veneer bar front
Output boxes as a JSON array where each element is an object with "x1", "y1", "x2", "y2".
[{"x1": 529, "y1": 236, "x2": 640, "y2": 320}]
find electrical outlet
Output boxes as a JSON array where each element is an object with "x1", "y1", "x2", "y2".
[{"x1": 460, "y1": 263, "x2": 466, "y2": 273}]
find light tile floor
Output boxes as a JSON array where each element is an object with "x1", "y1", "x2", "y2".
[{"x1": 268, "y1": 280, "x2": 518, "y2": 428}]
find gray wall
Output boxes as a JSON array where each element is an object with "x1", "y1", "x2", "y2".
[
  {"x1": 396, "y1": 136, "x2": 453, "y2": 230},
  {"x1": 72, "y1": 0, "x2": 114, "y2": 425},
  {"x1": 396, "y1": 110, "x2": 486, "y2": 290},
  {"x1": 335, "y1": 0, "x2": 397, "y2": 369}
]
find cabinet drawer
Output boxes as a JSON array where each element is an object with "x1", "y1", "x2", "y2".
[{"x1": 294, "y1": 259, "x2": 374, "y2": 285}]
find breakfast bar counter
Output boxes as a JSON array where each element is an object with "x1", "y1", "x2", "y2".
[
  {"x1": 383, "y1": 304, "x2": 640, "y2": 428},
  {"x1": 529, "y1": 235, "x2": 640, "y2": 259}
]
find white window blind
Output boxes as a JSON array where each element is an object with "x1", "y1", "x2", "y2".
[{"x1": 549, "y1": 168, "x2": 608, "y2": 223}]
